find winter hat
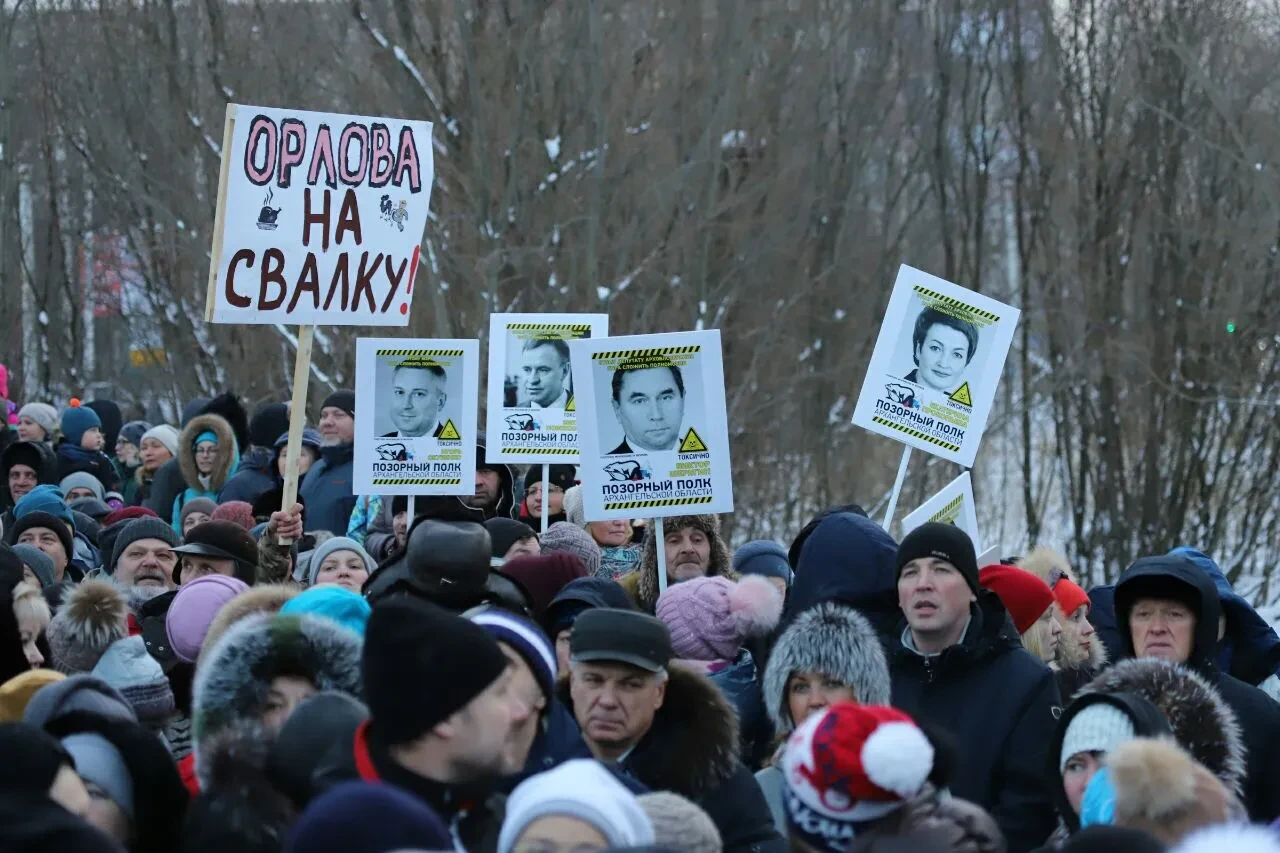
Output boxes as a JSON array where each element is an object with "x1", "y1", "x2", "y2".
[
  {"x1": 638, "y1": 792, "x2": 722, "y2": 853},
  {"x1": 69, "y1": 497, "x2": 110, "y2": 522},
  {"x1": 1060, "y1": 702, "x2": 1138, "y2": 771},
  {"x1": 469, "y1": 608, "x2": 557, "y2": 700},
  {"x1": 173, "y1": 520, "x2": 259, "y2": 585},
  {"x1": 23, "y1": 673, "x2": 136, "y2": 727},
  {"x1": 249, "y1": 402, "x2": 291, "y2": 449},
  {"x1": 303, "y1": 536, "x2": 376, "y2": 586},
  {"x1": 544, "y1": 576, "x2": 635, "y2": 637},
  {"x1": 499, "y1": 758, "x2": 655, "y2": 853},
  {"x1": 895, "y1": 522, "x2": 980, "y2": 595},
  {"x1": 1107, "y1": 738, "x2": 1232, "y2": 845},
  {"x1": 166, "y1": 575, "x2": 251, "y2": 663},
  {"x1": 321, "y1": 389, "x2": 356, "y2": 418},
  {"x1": 563, "y1": 484, "x2": 586, "y2": 528},
  {"x1": 524, "y1": 463, "x2": 576, "y2": 494},
  {"x1": 0, "y1": 721, "x2": 76, "y2": 794},
  {"x1": 91, "y1": 635, "x2": 176, "y2": 727},
  {"x1": 655, "y1": 574, "x2": 782, "y2": 661},
  {"x1": 267, "y1": 691, "x2": 369, "y2": 809},
  {"x1": 118, "y1": 420, "x2": 151, "y2": 449},
  {"x1": 60, "y1": 403, "x2": 102, "y2": 446},
  {"x1": 18, "y1": 402, "x2": 58, "y2": 437},
  {"x1": 733, "y1": 540, "x2": 794, "y2": 586},
  {"x1": 363, "y1": 598, "x2": 508, "y2": 746},
  {"x1": 272, "y1": 426, "x2": 323, "y2": 452},
  {"x1": 541, "y1": 521, "x2": 602, "y2": 578},
  {"x1": 285, "y1": 780, "x2": 451, "y2": 853},
  {"x1": 179, "y1": 497, "x2": 217, "y2": 529},
  {"x1": 485, "y1": 517, "x2": 539, "y2": 560},
  {"x1": 108, "y1": 516, "x2": 180, "y2": 575},
  {"x1": 979, "y1": 564, "x2": 1055, "y2": 634},
  {"x1": 781, "y1": 703, "x2": 934, "y2": 851},
  {"x1": 0, "y1": 669, "x2": 64, "y2": 722},
  {"x1": 60, "y1": 732, "x2": 134, "y2": 819},
  {"x1": 103, "y1": 506, "x2": 158, "y2": 527},
  {"x1": 11, "y1": 544, "x2": 55, "y2": 591},
  {"x1": 1062, "y1": 826, "x2": 1168, "y2": 853},
  {"x1": 196, "y1": 584, "x2": 298, "y2": 666},
  {"x1": 59, "y1": 471, "x2": 105, "y2": 503},
  {"x1": 84, "y1": 400, "x2": 123, "y2": 455},
  {"x1": 139, "y1": 424, "x2": 180, "y2": 457},
  {"x1": 500, "y1": 551, "x2": 591, "y2": 620},
  {"x1": 763, "y1": 601, "x2": 892, "y2": 735},
  {"x1": 1054, "y1": 576, "x2": 1091, "y2": 617},
  {"x1": 281, "y1": 586, "x2": 372, "y2": 637},
  {"x1": 46, "y1": 579, "x2": 128, "y2": 674},
  {"x1": 1171, "y1": 825, "x2": 1280, "y2": 853},
  {"x1": 12, "y1": 484, "x2": 74, "y2": 527},
  {"x1": 211, "y1": 501, "x2": 256, "y2": 532}
]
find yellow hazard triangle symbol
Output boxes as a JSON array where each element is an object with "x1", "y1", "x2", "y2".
[
  {"x1": 679, "y1": 428, "x2": 708, "y2": 453},
  {"x1": 437, "y1": 419, "x2": 461, "y2": 440},
  {"x1": 948, "y1": 382, "x2": 973, "y2": 407},
  {"x1": 565, "y1": 395, "x2": 575, "y2": 412}
]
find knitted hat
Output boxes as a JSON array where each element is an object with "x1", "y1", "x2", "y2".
[
  {"x1": 91, "y1": 635, "x2": 176, "y2": 727},
  {"x1": 655, "y1": 575, "x2": 782, "y2": 661},
  {"x1": 563, "y1": 484, "x2": 586, "y2": 528},
  {"x1": 118, "y1": 420, "x2": 151, "y2": 449},
  {"x1": 249, "y1": 402, "x2": 291, "y2": 449},
  {"x1": 60, "y1": 732, "x2": 134, "y2": 819},
  {"x1": 895, "y1": 522, "x2": 980, "y2": 595},
  {"x1": 17, "y1": 402, "x2": 58, "y2": 437},
  {"x1": 1054, "y1": 577, "x2": 1091, "y2": 617},
  {"x1": 781, "y1": 703, "x2": 934, "y2": 851},
  {"x1": 211, "y1": 501, "x2": 256, "y2": 531},
  {"x1": 284, "y1": 780, "x2": 451, "y2": 853},
  {"x1": 272, "y1": 427, "x2": 323, "y2": 452},
  {"x1": 46, "y1": 580, "x2": 129, "y2": 674},
  {"x1": 500, "y1": 552, "x2": 591, "y2": 620},
  {"x1": 362, "y1": 598, "x2": 508, "y2": 745},
  {"x1": 173, "y1": 520, "x2": 259, "y2": 585},
  {"x1": 1060, "y1": 702, "x2": 1138, "y2": 771},
  {"x1": 11, "y1": 544, "x2": 55, "y2": 591},
  {"x1": 540, "y1": 521, "x2": 601, "y2": 578},
  {"x1": 637, "y1": 792, "x2": 721, "y2": 853},
  {"x1": 280, "y1": 586, "x2": 371, "y2": 637},
  {"x1": 303, "y1": 536, "x2": 376, "y2": 586},
  {"x1": 139, "y1": 424, "x2": 180, "y2": 457},
  {"x1": 179, "y1": 497, "x2": 217, "y2": 529},
  {"x1": 321, "y1": 390, "x2": 356, "y2": 418},
  {"x1": 524, "y1": 463, "x2": 576, "y2": 493},
  {"x1": 0, "y1": 669, "x2": 65, "y2": 722},
  {"x1": 6, "y1": 512, "x2": 73, "y2": 566},
  {"x1": 59, "y1": 472, "x2": 105, "y2": 503},
  {"x1": 166, "y1": 575, "x2": 251, "y2": 663},
  {"x1": 102, "y1": 506, "x2": 158, "y2": 528},
  {"x1": 60, "y1": 403, "x2": 102, "y2": 446},
  {"x1": 12, "y1": 484, "x2": 74, "y2": 527},
  {"x1": 485, "y1": 518, "x2": 538, "y2": 560},
  {"x1": 732, "y1": 540, "x2": 794, "y2": 586},
  {"x1": 498, "y1": 759, "x2": 655, "y2": 853},
  {"x1": 978, "y1": 565, "x2": 1055, "y2": 634},
  {"x1": 69, "y1": 497, "x2": 110, "y2": 521},
  {"x1": 109, "y1": 517, "x2": 180, "y2": 576},
  {"x1": 469, "y1": 608, "x2": 557, "y2": 700},
  {"x1": 22, "y1": 673, "x2": 136, "y2": 727}
]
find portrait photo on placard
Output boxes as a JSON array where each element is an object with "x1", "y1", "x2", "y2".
[
  {"x1": 890, "y1": 293, "x2": 994, "y2": 399},
  {"x1": 373, "y1": 352, "x2": 464, "y2": 439},
  {"x1": 595, "y1": 351, "x2": 705, "y2": 456},
  {"x1": 503, "y1": 327, "x2": 590, "y2": 409}
]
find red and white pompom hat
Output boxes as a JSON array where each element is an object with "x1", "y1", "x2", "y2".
[{"x1": 781, "y1": 703, "x2": 934, "y2": 850}]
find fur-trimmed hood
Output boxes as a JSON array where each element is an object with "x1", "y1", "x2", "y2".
[
  {"x1": 178, "y1": 413, "x2": 240, "y2": 493},
  {"x1": 762, "y1": 601, "x2": 891, "y2": 735},
  {"x1": 630, "y1": 515, "x2": 733, "y2": 613},
  {"x1": 1019, "y1": 547, "x2": 1107, "y2": 673},
  {"x1": 1075, "y1": 657, "x2": 1246, "y2": 797},
  {"x1": 196, "y1": 583, "x2": 299, "y2": 667},
  {"x1": 192, "y1": 611, "x2": 362, "y2": 786},
  {"x1": 558, "y1": 663, "x2": 738, "y2": 798}
]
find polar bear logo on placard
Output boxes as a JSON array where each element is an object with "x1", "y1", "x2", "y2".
[
  {"x1": 604, "y1": 459, "x2": 649, "y2": 482},
  {"x1": 884, "y1": 383, "x2": 916, "y2": 408}
]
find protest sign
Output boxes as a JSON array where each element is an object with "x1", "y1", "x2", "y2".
[
  {"x1": 205, "y1": 104, "x2": 434, "y2": 326},
  {"x1": 486, "y1": 313, "x2": 609, "y2": 463},
  {"x1": 852, "y1": 264, "x2": 1019, "y2": 468},
  {"x1": 901, "y1": 471, "x2": 982, "y2": 554},
  {"x1": 570, "y1": 330, "x2": 733, "y2": 521},
  {"x1": 352, "y1": 338, "x2": 479, "y2": 496}
]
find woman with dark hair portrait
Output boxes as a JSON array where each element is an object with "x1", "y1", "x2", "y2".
[{"x1": 904, "y1": 307, "x2": 980, "y2": 394}]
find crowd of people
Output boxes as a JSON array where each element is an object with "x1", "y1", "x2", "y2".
[{"x1": 0, "y1": 387, "x2": 1278, "y2": 853}]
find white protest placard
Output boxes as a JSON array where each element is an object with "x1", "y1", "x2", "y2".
[
  {"x1": 205, "y1": 105, "x2": 434, "y2": 326},
  {"x1": 485, "y1": 313, "x2": 610, "y2": 462},
  {"x1": 901, "y1": 472, "x2": 983, "y2": 555},
  {"x1": 570, "y1": 330, "x2": 733, "y2": 521},
  {"x1": 977, "y1": 544, "x2": 1002, "y2": 567},
  {"x1": 353, "y1": 338, "x2": 479, "y2": 495},
  {"x1": 852, "y1": 265, "x2": 1019, "y2": 467}
]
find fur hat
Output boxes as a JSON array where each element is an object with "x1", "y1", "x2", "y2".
[
  {"x1": 1076, "y1": 658, "x2": 1246, "y2": 797},
  {"x1": 46, "y1": 580, "x2": 128, "y2": 674},
  {"x1": 540, "y1": 521, "x2": 602, "y2": 578},
  {"x1": 656, "y1": 574, "x2": 782, "y2": 661},
  {"x1": 1107, "y1": 738, "x2": 1232, "y2": 845},
  {"x1": 635, "y1": 515, "x2": 733, "y2": 613},
  {"x1": 763, "y1": 602, "x2": 891, "y2": 735},
  {"x1": 192, "y1": 611, "x2": 363, "y2": 787},
  {"x1": 638, "y1": 791, "x2": 722, "y2": 853}
]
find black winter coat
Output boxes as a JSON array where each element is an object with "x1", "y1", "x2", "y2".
[
  {"x1": 890, "y1": 592, "x2": 1061, "y2": 853},
  {"x1": 216, "y1": 446, "x2": 275, "y2": 506}
]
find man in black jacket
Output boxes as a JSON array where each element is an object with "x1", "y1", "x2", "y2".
[
  {"x1": 889, "y1": 523, "x2": 1060, "y2": 853},
  {"x1": 1114, "y1": 554, "x2": 1280, "y2": 822},
  {"x1": 564, "y1": 608, "x2": 785, "y2": 853}
]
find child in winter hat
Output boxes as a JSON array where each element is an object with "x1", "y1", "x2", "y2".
[
  {"x1": 656, "y1": 574, "x2": 782, "y2": 666},
  {"x1": 498, "y1": 759, "x2": 655, "y2": 853},
  {"x1": 60, "y1": 402, "x2": 104, "y2": 450}
]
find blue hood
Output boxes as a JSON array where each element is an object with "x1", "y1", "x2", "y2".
[
  {"x1": 1168, "y1": 546, "x2": 1280, "y2": 686},
  {"x1": 784, "y1": 511, "x2": 899, "y2": 637}
]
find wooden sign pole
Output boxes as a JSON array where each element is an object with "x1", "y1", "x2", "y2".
[{"x1": 279, "y1": 325, "x2": 316, "y2": 545}]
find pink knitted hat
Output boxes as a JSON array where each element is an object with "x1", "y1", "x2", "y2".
[
  {"x1": 165, "y1": 574, "x2": 250, "y2": 663},
  {"x1": 655, "y1": 575, "x2": 783, "y2": 662}
]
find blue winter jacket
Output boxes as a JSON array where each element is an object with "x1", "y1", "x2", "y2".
[
  {"x1": 784, "y1": 510, "x2": 900, "y2": 638},
  {"x1": 707, "y1": 650, "x2": 771, "y2": 766},
  {"x1": 299, "y1": 443, "x2": 356, "y2": 535},
  {"x1": 217, "y1": 446, "x2": 276, "y2": 506}
]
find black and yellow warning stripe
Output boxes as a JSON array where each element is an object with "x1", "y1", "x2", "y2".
[
  {"x1": 592, "y1": 346, "x2": 701, "y2": 360},
  {"x1": 911, "y1": 286, "x2": 999, "y2": 323},
  {"x1": 376, "y1": 349, "x2": 465, "y2": 357},
  {"x1": 370, "y1": 479, "x2": 464, "y2": 486},
  {"x1": 871, "y1": 416, "x2": 962, "y2": 453},
  {"x1": 603, "y1": 496, "x2": 715, "y2": 510},
  {"x1": 501, "y1": 448, "x2": 579, "y2": 455},
  {"x1": 506, "y1": 324, "x2": 594, "y2": 332},
  {"x1": 930, "y1": 494, "x2": 964, "y2": 522}
]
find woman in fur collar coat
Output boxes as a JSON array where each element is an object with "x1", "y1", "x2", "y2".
[
  {"x1": 169, "y1": 414, "x2": 239, "y2": 533},
  {"x1": 1019, "y1": 548, "x2": 1107, "y2": 701}
]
